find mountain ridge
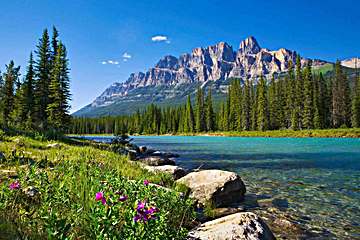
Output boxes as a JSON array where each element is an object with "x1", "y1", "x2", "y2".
[{"x1": 74, "y1": 36, "x2": 350, "y2": 117}]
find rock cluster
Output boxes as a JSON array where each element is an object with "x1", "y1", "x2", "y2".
[{"x1": 125, "y1": 141, "x2": 275, "y2": 240}]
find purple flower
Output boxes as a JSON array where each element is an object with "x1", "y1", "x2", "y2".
[
  {"x1": 143, "y1": 180, "x2": 150, "y2": 186},
  {"x1": 95, "y1": 192, "x2": 106, "y2": 205},
  {"x1": 137, "y1": 201, "x2": 145, "y2": 212},
  {"x1": 118, "y1": 195, "x2": 128, "y2": 202},
  {"x1": 9, "y1": 181, "x2": 20, "y2": 190},
  {"x1": 133, "y1": 214, "x2": 142, "y2": 222}
]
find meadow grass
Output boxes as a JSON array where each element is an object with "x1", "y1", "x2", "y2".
[{"x1": 0, "y1": 135, "x2": 194, "y2": 239}]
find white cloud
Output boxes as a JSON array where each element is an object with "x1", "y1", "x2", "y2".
[
  {"x1": 101, "y1": 60, "x2": 119, "y2": 65},
  {"x1": 123, "y1": 58, "x2": 128, "y2": 62},
  {"x1": 122, "y1": 52, "x2": 132, "y2": 59},
  {"x1": 151, "y1": 35, "x2": 169, "y2": 43}
]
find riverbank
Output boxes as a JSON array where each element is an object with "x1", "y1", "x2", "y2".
[
  {"x1": 0, "y1": 135, "x2": 194, "y2": 239},
  {"x1": 69, "y1": 128, "x2": 360, "y2": 138}
]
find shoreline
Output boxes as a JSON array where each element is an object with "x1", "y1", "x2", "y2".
[{"x1": 68, "y1": 128, "x2": 360, "y2": 138}]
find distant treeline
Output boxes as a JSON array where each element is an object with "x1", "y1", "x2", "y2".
[
  {"x1": 0, "y1": 27, "x2": 71, "y2": 134},
  {"x1": 70, "y1": 57, "x2": 360, "y2": 135}
]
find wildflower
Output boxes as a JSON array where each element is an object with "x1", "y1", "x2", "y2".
[
  {"x1": 134, "y1": 201, "x2": 158, "y2": 223},
  {"x1": 136, "y1": 201, "x2": 145, "y2": 211},
  {"x1": 118, "y1": 195, "x2": 128, "y2": 202},
  {"x1": 95, "y1": 192, "x2": 107, "y2": 205},
  {"x1": 143, "y1": 179, "x2": 150, "y2": 186},
  {"x1": 9, "y1": 181, "x2": 20, "y2": 190}
]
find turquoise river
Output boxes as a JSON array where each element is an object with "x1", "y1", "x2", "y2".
[{"x1": 85, "y1": 136, "x2": 360, "y2": 239}]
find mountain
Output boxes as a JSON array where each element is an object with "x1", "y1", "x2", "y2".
[
  {"x1": 74, "y1": 36, "x2": 329, "y2": 117},
  {"x1": 341, "y1": 57, "x2": 360, "y2": 69}
]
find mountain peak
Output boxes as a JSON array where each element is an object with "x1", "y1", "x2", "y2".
[{"x1": 239, "y1": 36, "x2": 261, "y2": 54}]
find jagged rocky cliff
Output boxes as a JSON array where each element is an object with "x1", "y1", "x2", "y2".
[{"x1": 74, "y1": 36, "x2": 328, "y2": 117}]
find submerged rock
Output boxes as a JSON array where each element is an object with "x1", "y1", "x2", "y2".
[
  {"x1": 176, "y1": 170, "x2": 246, "y2": 207},
  {"x1": 144, "y1": 165, "x2": 187, "y2": 180},
  {"x1": 138, "y1": 156, "x2": 176, "y2": 166},
  {"x1": 187, "y1": 212, "x2": 275, "y2": 240}
]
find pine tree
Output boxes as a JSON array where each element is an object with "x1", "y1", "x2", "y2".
[
  {"x1": 302, "y1": 60, "x2": 314, "y2": 129},
  {"x1": 256, "y1": 76, "x2": 269, "y2": 131},
  {"x1": 184, "y1": 95, "x2": 195, "y2": 132},
  {"x1": 2, "y1": 61, "x2": 20, "y2": 127},
  {"x1": 251, "y1": 82, "x2": 257, "y2": 130},
  {"x1": 228, "y1": 79, "x2": 242, "y2": 131},
  {"x1": 295, "y1": 55, "x2": 303, "y2": 129},
  {"x1": 206, "y1": 87, "x2": 215, "y2": 131},
  {"x1": 19, "y1": 53, "x2": 36, "y2": 128},
  {"x1": 241, "y1": 79, "x2": 251, "y2": 130},
  {"x1": 332, "y1": 60, "x2": 351, "y2": 127},
  {"x1": 195, "y1": 86, "x2": 206, "y2": 132},
  {"x1": 34, "y1": 29, "x2": 51, "y2": 129},
  {"x1": 351, "y1": 74, "x2": 360, "y2": 128}
]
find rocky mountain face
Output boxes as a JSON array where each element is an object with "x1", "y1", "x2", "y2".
[
  {"x1": 74, "y1": 36, "x2": 328, "y2": 116},
  {"x1": 341, "y1": 58, "x2": 360, "y2": 69}
]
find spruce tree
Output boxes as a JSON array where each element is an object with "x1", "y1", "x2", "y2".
[
  {"x1": 256, "y1": 76, "x2": 269, "y2": 131},
  {"x1": 19, "y1": 53, "x2": 36, "y2": 128},
  {"x1": 332, "y1": 60, "x2": 351, "y2": 127},
  {"x1": 302, "y1": 60, "x2": 314, "y2": 129},
  {"x1": 241, "y1": 79, "x2": 251, "y2": 130},
  {"x1": 351, "y1": 74, "x2": 360, "y2": 128},
  {"x1": 2, "y1": 61, "x2": 20, "y2": 127},
  {"x1": 295, "y1": 55, "x2": 303, "y2": 129},
  {"x1": 206, "y1": 87, "x2": 215, "y2": 131},
  {"x1": 34, "y1": 29, "x2": 51, "y2": 129},
  {"x1": 184, "y1": 95, "x2": 195, "y2": 132},
  {"x1": 195, "y1": 86, "x2": 206, "y2": 132},
  {"x1": 251, "y1": 82, "x2": 257, "y2": 130}
]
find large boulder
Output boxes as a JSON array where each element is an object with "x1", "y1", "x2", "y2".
[
  {"x1": 138, "y1": 156, "x2": 175, "y2": 166},
  {"x1": 176, "y1": 170, "x2": 246, "y2": 207},
  {"x1": 187, "y1": 212, "x2": 275, "y2": 240},
  {"x1": 144, "y1": 165, "x2": 187, "y2": 180}
]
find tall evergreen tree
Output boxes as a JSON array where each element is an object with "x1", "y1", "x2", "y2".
[
  {"x1": 2, "y1": 61, "x2": 20, "y2": 127},
  {"x1": 241, "y1": 79, "x2": 251, "y2": 130},
  {"x1": 184, "y1": 95, "x2": 195, "y2": 132},
  {"x1": 295, "y1": 55, "x2": 303, "y2": 129},
  {"x1": 351, "y1": 74, "x2": 360, "y2": 128},
  {"x1": 302, "y1": 60, "x2": 314, "y2": 129},
  {"x1": 250, "y1": 82, "x2": 257, "y2": 130},
  {"x1": 332, "y1": 60, "x2": 351, "y2": 127},
  {"x1": 206, "y1": 87, "x2": 215, "y2": 131},
  {"x1": 34, "y1": 29, "x2": 51, "y2": 129},
  {"x1": 256, "y1": 76, "x2": 269, "y2": 131},
  {"x1": 18, "y1": 53, "x2": 36, "y2": 128},
  {"x1": 195, "y1": 86, "x2": 206, "y2": 132}
]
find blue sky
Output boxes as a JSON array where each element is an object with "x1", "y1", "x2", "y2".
[{"x1": 0, "y1": 0, "x2": 359, "y2": 112}]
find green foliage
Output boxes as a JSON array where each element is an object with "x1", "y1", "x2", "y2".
[{"x1": 0, "y1": 136, "x2": 195, "y2": 239}]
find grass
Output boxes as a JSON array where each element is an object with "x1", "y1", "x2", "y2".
[{"x1": 0, "y1": 134, "x2": 194, "y2": 239}]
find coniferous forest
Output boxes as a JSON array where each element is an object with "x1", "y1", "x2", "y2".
[
  {"x1": 0, "y1": 27, "x2": 71, "y2": 134},
  {"x1": 70, "y1": 56, "x2": 360, "y2": 135}
]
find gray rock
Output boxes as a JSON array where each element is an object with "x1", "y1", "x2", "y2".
[
  {"x1": 144, "y1": 165, "x2": 187, "y2": 180},
  {"x1": 138, "y1": 156, "x2": 175, "y2": 166},
  {"x1": 47, "y1": 143, "x2": 61, "y2": 148},
  {"x1": 128, "y1": 150, "x2": 137, "y2": 161},
  {"x1": 176, "y1": 170, "x2": 246, "y2": 207},
  {"x1": 187, "y1": 212, "x2": 275, "y2": 240},
  {"x1": 23, "y1": 186, "x2": 39, "y2": 198},
  {"x1": 139, "y1": 146, "x2": 147, "y2": 153}
]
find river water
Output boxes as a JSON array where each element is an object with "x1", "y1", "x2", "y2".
[{"x1": 84, "y1": 136, "x2": 360, "y2": 239}]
